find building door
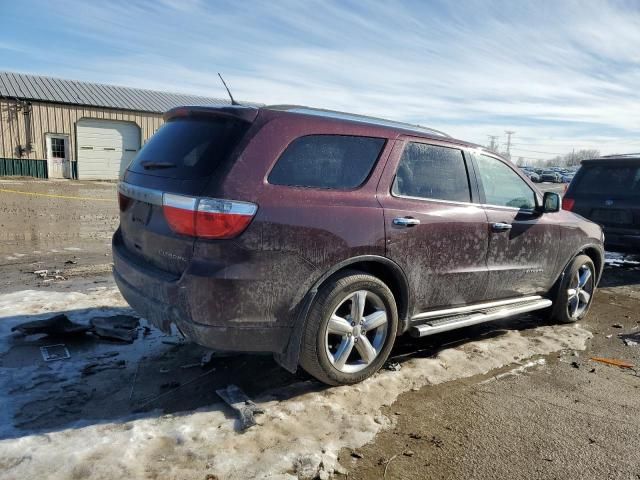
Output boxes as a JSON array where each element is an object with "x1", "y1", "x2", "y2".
[
  {"x1": 76, "y1": 119, "x2": 140, "y2": 180},
  {"x1": 45, "y1": 134, "x2": 70, "y2": 179}
]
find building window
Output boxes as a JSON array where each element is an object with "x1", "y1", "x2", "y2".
[{"x1": 51, "y1": 138, "x2": 66, "y2": 158}]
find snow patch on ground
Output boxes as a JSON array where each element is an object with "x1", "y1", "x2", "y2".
[
  {"x1": 0, "y1": 288, "x2": 592, "y2": 480},
  {"x1": 605, "y1": 252, "x2": 640, "y2": 267},
  {"x1": 481, "y1": 358, "x2": 547, "y2": 384}
]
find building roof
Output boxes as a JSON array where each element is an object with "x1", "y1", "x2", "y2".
[{"x1": 0, "y1": 71, "x2": 236, "y2": 113}]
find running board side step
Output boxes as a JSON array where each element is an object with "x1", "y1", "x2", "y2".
[{"x1": 409, "y1": 298, "x2": 552, "y2": 337}]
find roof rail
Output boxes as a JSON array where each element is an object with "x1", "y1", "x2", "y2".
[{"x1": 268, "y1": 105, "x2": 452, "y2": 138}]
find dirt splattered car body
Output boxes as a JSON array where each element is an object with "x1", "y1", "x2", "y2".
[{"x1": 113, "y1": 105, "x2": 604, "y2": 380}]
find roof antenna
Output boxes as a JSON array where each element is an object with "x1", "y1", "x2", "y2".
[{"x1": 218, "y1": 73, "x2": 240, "y2": 106}]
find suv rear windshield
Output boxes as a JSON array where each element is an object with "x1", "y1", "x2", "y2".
[
  {"x1": 128, "y1": 117, "x2": 249, "y2": 179},
  {"x1": 573, "y1": 165, "x2": 640, "y2": 197},
  {"x1": 268, "y1": 135, "x2": 386, "y2": 189}
]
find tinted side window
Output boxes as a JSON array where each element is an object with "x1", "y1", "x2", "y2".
[
  {"x1": 268, "y1": 135, "x2": 386, "y2": 189},
  {"x1": 392, "y1": 143, "x2": 471, "y2": 202},
  {"x1": 474, "y1": 154, "x2": 536, "y2": 209}
]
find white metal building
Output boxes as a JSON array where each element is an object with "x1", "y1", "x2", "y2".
[{"x1": 0, "y1": 71, "x2": 233, "y2": 180}]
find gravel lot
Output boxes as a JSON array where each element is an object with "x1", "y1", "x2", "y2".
[{"x1": 0, "y1": 178, "x2": 638, "y2": 479}]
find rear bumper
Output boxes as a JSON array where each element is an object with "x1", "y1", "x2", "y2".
[
  {"x1": 604, "y1": 232, "x2": 640, "y2": 252},
  {"x1": 604, "y1": 227, "x2": 640, "y2": 252},
  {"x1": 112, "y1": 232, "x2": 292, "y2": 353}
]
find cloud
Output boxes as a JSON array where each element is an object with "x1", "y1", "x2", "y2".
[{"x1": 2, "y1": 0, "x2": 639, "y2": 157}]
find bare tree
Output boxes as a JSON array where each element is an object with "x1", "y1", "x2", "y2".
[
  {"x1": 542, "y1": 149, "x2": 600, "y2": 167},
  {"x1": 565, "y1": 149, "x2": 600, "y2": 166}
]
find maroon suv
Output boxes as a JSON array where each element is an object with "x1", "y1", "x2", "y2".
[{"x1": 113, "y1": 105, "x2": 604, "y2": 385}]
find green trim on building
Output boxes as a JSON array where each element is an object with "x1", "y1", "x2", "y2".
[
  {"x1": 0, "y1": 158, "x2": 48, "y2": 178},
  {"x1": 71, "y1": 161, "x2": 78, "y2": 179}
]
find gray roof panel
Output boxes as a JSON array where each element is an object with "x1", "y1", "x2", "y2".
[
  {"x1": 3, "y1": 73, "x2": 20, "y2": 97},
  {"x1": 0, "y1": 71, "x2": 243, "y2": 113},
  {"x1": 23, "y1": 73, "x2": 48, "y2": 99}
]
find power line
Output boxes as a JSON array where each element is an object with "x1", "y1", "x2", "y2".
[
  {"x1": 511, "y1": 147, "x2": 567, "y2": 155},
  {"x1": 511, "y1": 154, "x2": 557, "y2": 162}
]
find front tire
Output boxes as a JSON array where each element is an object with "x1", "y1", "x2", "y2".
[
  {"x1": 549, "y1": 254, "x2": 596, "y2": 323},
  {"x1": 299, "y1": 271, "x2": 398, "y2": 385}
]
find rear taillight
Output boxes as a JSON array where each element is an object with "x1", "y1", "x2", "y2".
[
  {"x1": 162, "y1": 193, "x2": 257, "y2": 239},
  {"x1": 562, "y1": 197, "x2": 575, "y2": 211},
  {"x1": 163, "y1": 194, "x2": 198, "y2": 236},
  {"x1": 118, "y1": 192, "x2": 131, "y2": 211}
]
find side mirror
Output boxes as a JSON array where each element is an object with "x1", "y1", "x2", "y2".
[{"x1": 541, "y1": 192, "x2": 560, "y2": 213}]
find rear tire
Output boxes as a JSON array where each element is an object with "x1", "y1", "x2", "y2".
[
  {"x1": 299, "y1": 270, "x2": 398, "y2": 385},
  {"x1": 549, "y1": 254, "x2": 596, "y2": 324}
]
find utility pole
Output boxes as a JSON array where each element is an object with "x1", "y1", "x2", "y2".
[
  {"x1": 487, "y1": 135, "x2": 499, "y2": 152},
  {"x1": 504, "y1": 130, "x2": 515, "y2": 159}
]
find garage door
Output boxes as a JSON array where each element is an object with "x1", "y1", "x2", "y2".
[{"x1": 76, "y1": 119, "x2": 141, "y2": 180}]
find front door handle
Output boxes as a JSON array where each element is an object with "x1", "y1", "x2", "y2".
[
  {"x1": 393, "y1": 217, "x2": 421, "y2": 227},
  {"x1": 491, "y1": 222, "x2": 513, "y2": 232}
]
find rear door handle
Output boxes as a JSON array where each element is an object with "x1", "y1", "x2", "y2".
[
  {"x1": 393, "y1": 217, "x2": 420, "y2": 227},
  {"x1": 491, "y1": 222, "x2": 513, "y2": 232}
]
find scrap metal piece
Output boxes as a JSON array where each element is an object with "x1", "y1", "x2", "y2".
[
  {"x1": 90, "y1": 315, "x2": 140, "y2": 343},
  {"x1": 216, "y1": 384, "x2": 264, "y2": 431},
  {"x1": 12, "y1": 314, "x2": 91, "y2": 336},
  {"x1": 620, "y1": 332, "x2": 640, "y2": 347},
  {"x1": 40, "y1": 344, "x2": 71, "y2": 362}
]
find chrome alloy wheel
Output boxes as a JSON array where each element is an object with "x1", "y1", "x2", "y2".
[
  {"x1": 325, "y1": 290, "x2": 389, "y2": 373},
  {"x1": 567, "y1": 263, "x2": 594, "y2": 319}
]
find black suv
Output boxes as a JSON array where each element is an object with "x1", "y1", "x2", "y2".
[{"x1": 563, "y1": 155, "x2": 640, "y2": 252}]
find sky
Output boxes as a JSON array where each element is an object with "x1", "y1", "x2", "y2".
[{"x1": 1, "y1": 0, "x2": 639, "y2": 161}]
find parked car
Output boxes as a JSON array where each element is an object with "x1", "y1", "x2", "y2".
[
  {"x1": 113, "y1": 105, "x2": 604, "y2": 385},
  {"x1": 540, "y1": 170, "x2": 563, "y2": 183},
  {"x1": 561, "y1": 173, "x2": 574, "y2": 183},
  {"x1": 525, "y1": 171, "x2": 541, "y2": 182},
  {"x1": 563, "y1": 155, "x2": 640, "y2": 252}
]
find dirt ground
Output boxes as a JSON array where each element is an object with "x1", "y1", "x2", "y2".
[
  {"x1": 0, "y1": 178, "x2": 118, "y2": 292},
  {"x1": 0, "y1": 179, "x2": 638, "y2": 480},
  {"x1": 337, "y1": 275, "x2": 640, "y2": 480}
]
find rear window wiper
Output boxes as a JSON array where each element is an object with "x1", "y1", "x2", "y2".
[{"x1": 140, "y1": 161, "x2": 176, "y2": 170}]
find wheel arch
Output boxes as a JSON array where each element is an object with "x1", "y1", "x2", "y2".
[
  {"x1": 274, "y1": 255, "x2": 411, "y2": 373},
  {"x1": 550, "y1": 243, "x2": 605, "y2": 299},
  {"x1": 580, "y1": 245, "x2": 604, "y2": 284}
]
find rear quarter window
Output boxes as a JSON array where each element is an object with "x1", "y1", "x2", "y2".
[{"x1": 268, "y1": 135, "x2": 386, "y2": 189}]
